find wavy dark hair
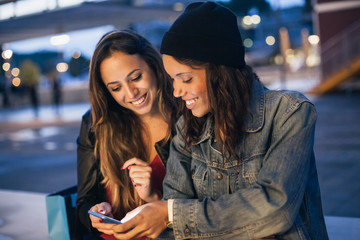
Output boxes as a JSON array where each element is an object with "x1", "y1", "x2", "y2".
[
  {"x1": 175, "y1": 58, "x2": 257, "y2": 160},
  {"x1": 89, "y1": 30, "x2": 177, "y2": 217}
]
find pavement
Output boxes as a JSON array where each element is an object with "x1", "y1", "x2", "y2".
[{"x1": 0, "y1": 68, "x2": 360, "y2": 239}]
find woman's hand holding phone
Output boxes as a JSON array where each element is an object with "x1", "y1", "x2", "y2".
[
  {"x1": 88, "y1": 210, "x2": 122, "y2": 224},
  {"x1": 88, "y1": 202, "x2": 119, "y2": 235}
]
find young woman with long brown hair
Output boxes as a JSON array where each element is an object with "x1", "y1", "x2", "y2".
[{"x1": 75, "y1": 30, "x2": 178, "y2": 239}]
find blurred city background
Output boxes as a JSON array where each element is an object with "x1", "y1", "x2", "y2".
[{"x1": 0, "y1": 0, "x2": 359, "y2": 239}]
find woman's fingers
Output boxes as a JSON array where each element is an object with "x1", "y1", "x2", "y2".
[
  {"x1": 90, "y1": 202, "x2": 114, "y2": 217},
  {"x1": 89, "y1": 202, "x2": 116, "y2": 234},
  {"x1": 92, "y1": 222, "x2": 116, "y2": 235},
  {"x1": 125, "y1": 159, "x2": 152, "y2": 187},
  {"x1": 129, "y1": 166, "x2": 152, "y2": 179},
  {"x1": 122, "y1": 158, "x2": 148, "y2": 170},
  {"x1": 122, "y1": 158, "x2": 156, "y2": 201}
]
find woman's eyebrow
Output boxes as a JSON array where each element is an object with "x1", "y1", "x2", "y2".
[
  {"x1": 106, "y1": 68, "x2": 141, "y2": 87},
  {"x1": 127, "y1": 68, "x2": 141, "y2": 77},
  {"x1": 175, "y1": 72, "x2": 191, "y2": 77}
]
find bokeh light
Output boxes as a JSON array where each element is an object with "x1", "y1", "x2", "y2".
[
  {"x1": 251, "y1": 15, "x2": 261, "y2": 25},
  {"x1": 11, "y1": 67, "x2": 20, "y2": 77},
  {"x1": 173, "y1": 2, "x2": 184, "y2": 11},
  {"x1": 50, "y1": 34, "x2": 70, "y2": 46},
  {"x1": 266, "y1": 36, "x2": 276, "y2": 46},
  {"x1": 2, "y1": 62, "x2": 10, "y2": 71},
  {"x1": 72, "y1": 50, "x2": 81, "y2": 59},
  {"x1": 2, "y1": 49, "x2": 13, "y2": 59},
  {"x1": 242, "y1": 16, "x2": 252, "y2": 26},
  {"x1": 56, "y1": 62, "x2": 68, "y2": 72},
  {"x1": 274, "y1": 55, "x2": 284, "y2": 65},
  {"x1": 12, "y1": 77, "x2": 21, "y2": 87},
  {"x1": 308, "y1": 35, "x2": 320, "y2": 45},
  {"x1": 243, "y1": 38, "x2": 253, "y2": 48}
]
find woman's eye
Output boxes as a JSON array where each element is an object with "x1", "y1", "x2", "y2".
[
  {"x1": 183, "y1": 77, "x2": 192, "y2": 83},
  {"x1": 111, "y1": 86, "x2": 121, "y2": 92},
  {"x1": 132, "y1": 73, "x2": 142, "y2": 82}
]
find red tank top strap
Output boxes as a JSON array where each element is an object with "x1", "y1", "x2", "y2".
[{"x1": 150, "y1": 155, "x2": 166, "y2": 193}]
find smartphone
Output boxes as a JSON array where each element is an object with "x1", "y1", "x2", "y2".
[{"x1": 88, "y1": 210, "x2": 122, "y2": 224}]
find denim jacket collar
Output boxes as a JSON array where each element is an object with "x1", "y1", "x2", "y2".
[
  {"x1": 244, "y1": 80, "x2": 265, "y2": 132},
  {"x1": 195, "y1": 80, "x2": 265, "y2": 145}
]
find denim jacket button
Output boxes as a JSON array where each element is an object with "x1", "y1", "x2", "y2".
[
  {"x1": 184, "y1": 227, "x2": 191, "y2": 236},
  {"x1": 216, "y1": 172, "x2": 223, "y2": 180}
]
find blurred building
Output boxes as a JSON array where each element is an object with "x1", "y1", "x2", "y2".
[
  {"x1": 242, "y1": 5, "x2": 313, "y2": 67},
  {"x1": 3, "y1": 0, "x2": 356, "y2": 108},
  {"x1": 310, "y1": 0, "x2": 360, "y2": 94}
]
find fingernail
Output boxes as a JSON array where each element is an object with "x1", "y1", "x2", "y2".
[
  {"x1": 99, "y1": 209, "x2": 105, "y2": 214},
  {"x1": 121, "y1": 165, "x2": 124, "y2": 170}
]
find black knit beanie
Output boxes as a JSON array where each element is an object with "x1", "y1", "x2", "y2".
[{"x1": 160, "y1": 1, "x2": 245, "y2": 68}]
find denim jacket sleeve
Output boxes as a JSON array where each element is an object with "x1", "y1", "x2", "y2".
[{"x1": 163, "y1": 95, "x2": 318, "y2": 239}]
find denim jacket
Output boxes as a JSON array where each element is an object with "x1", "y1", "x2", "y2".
[{"x1": 162, "y1": 80, "x2": 329, "y2": 239}]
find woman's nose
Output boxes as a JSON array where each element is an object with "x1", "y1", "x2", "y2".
[
  {"x1": 173, "y1": 80, "x2": 184, "y2": 98},
  {"x1": 124, "y1": 83, "x2": 138, "y2": 99}
]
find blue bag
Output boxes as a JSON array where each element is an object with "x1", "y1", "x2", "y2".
[{"x1": 46, "y1": 186, "x2": 77, "y2": 240}]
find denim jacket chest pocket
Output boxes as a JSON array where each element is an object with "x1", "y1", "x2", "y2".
[
  {"x1": 231, "y1": 152, "x2": 265, "y2": 191},
  {"x1": 191, "y1": 136, "x2": 268, "y2": 199},
  {"x1": 191, "y1": 139, "x2": 230, "y2": 200}
]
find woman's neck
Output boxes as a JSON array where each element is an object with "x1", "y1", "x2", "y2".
[{"x1": 140, "y1": 111, "x2": 169, "y2": 162}]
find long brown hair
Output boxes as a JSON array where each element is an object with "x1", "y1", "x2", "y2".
[
  {"x1": 175, "y1": 57, "x2": 256, "y2": 160},
  {"x1": 89, "y1": 30, "x2": 176, "y2": 217}
]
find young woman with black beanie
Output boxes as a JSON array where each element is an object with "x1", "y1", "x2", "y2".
[{"x1": 112, "y1": 2, "x2": 329, "y2": 239}]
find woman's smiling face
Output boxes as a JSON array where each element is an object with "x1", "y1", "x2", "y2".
[
  {"x1": 162, "y1": 54, "x2": 210, "y2": 118},
  {"x1": 100, "y1": 51, "x2": 158, "y2": 117}
]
